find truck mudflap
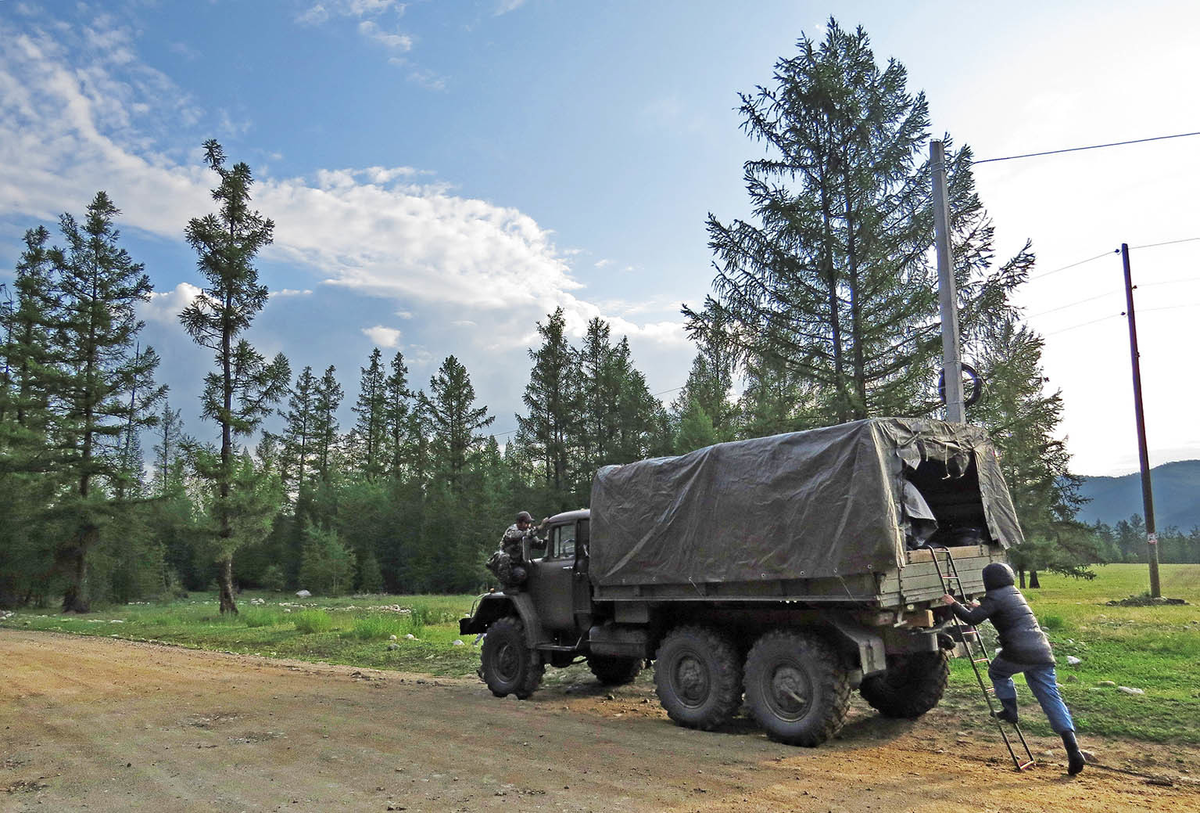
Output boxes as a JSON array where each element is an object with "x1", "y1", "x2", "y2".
[
  {"x1": 458, "y1": 591, "x2": 548, "y2": 647},
  {"x1": 827, "y1": 617, "x2": 888, "y2": 676}
]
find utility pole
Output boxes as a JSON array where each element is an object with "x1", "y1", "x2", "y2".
[
  {"x1": 1121, "y1": 243, "x2": 1161, "y2": 598},
  {"x1": 931, "y1": 140, "x2": 965, "y2": 422}
]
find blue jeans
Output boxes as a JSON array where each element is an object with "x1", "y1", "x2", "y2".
[{"x1": 988, "y1": 656, "x2": 1075, "y2": 734}]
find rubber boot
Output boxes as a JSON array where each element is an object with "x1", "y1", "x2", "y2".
[
  {"x1": 1062, "y1": 731, "x2": 1085, "y2": 775},
  {"x1": 994, "y1": 697, "x2": 1019, "y2": 725}
]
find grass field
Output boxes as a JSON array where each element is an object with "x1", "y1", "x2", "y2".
[
  {"x1": 944, "y1": 563, "x2": 1200, "y2": 743},
  {"x1": 3, "y1": 564, "x2": 1197, "y2": 742}
]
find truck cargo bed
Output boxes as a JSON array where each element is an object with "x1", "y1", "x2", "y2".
[{"x1": 592, "y1": 544, "x2": 1000, "y2": 608}]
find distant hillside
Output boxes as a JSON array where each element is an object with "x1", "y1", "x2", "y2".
[{"x1": 1077, "y1": 460, "x2": 1200, "y2": 530}]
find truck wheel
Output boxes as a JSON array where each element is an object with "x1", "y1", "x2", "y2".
[
  {"x1": 654, "y1": 626, "x2": 742, "y2": 730},
  {"x1": 588, "y1": 654, "x2": 643, "y2": 686},
  {"x1": 481, "y1": 616, "x2": 544, "y2": 699},
  {"x1": 858, "y1": 650, "x2": 949, "y2": 718},
  {"x1": 744, "y1": 630, "x2": 850, "y2": 747}
]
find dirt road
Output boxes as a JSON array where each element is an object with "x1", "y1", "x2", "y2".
[{"x1": 2, "y1": 630, "x2": 1197, "y2": 812}]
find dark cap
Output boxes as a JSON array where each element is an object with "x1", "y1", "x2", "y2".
[
  {"x1": 516, "y1": 511, "x2": 533, "y2": 524},
  {"x1": 983, "y1": 562, "x2": 1016, "y2": 590}
]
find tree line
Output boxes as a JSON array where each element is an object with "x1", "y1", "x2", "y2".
[{"x1": 2, "y1": 19, "x2": 1112, "y2": 612}]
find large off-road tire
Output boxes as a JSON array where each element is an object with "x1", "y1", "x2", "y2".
[
  {"x1": 588, "y1": 654, "x2": 643, "y2": 686},
  {"x1": 858, "y1": 650, "x2": 950, "y2": 719},
  {"x1": 481, "y1": 616, "x2": 544, "y2": 700},
  {"x1": 654, "y1": 625, "x2": 742, "y2": 730},
  {"x1": 743, "y1": 629, "x2": 851, "y2": 747}
]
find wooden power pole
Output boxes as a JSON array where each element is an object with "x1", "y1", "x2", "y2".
[{"x1": 1120, "y1": 243, "x2": 1161, "y2": 598}]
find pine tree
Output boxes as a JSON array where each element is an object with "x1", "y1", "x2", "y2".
[
  {"x1": 180, "y1": 140, "x2": 290, "y2": 614},
  {"x1": 577, "y1": 318, "x2": 620, "y2": 484},
  {"x1": 671, "y1": 305, "x2": 738, "y2": 441},
  {"x1": 47, "y1": 192, "x2": 165, "y2": 612},
  {"x1": 280, "y1": 366, "x2": 318, "y2": 497},
  {"x1": 312, "y1": 365, "x2": 342, "y2": 485},
  {"x1": 383, "y1": 350, "x2": 413, "y2": 480},
  {"x1": 675, "y1": 397, "x2": 718, "y2": 454},
  {"x1": 419, "y1": 356, "x2": 494, "y2": 493},
  {"x1": 0, "y1": 227, "x2": 55, "y2": 441},
  {"x1": 353, "y1": 348, "x2": 387, "y2": 480},
  {"x1": 517, "y1": 308, "x2": 580, "y2": 510}
]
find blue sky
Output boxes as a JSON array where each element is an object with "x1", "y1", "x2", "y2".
[{"x1": 2, "y1": 0, "x2": 1198, "y2": 476}]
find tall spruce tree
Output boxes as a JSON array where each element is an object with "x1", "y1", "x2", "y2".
[
  {"x1": 48, "y1": 192, "x2": 165, "y2": 612},
  {"x1": 687, "y1": 19, "x2": 997, "y2": 424},
  {"x1": 180, "y1": 140, "x2": 290, "y2": 614}
]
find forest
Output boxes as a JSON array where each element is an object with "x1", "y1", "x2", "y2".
[{"x1": 5, "y1": 19, "x2": 1182, "y2": 615}]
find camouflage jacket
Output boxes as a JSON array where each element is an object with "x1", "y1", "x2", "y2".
[{"x1": 499, "y1": 523, "x2": 543, "y2": 561}]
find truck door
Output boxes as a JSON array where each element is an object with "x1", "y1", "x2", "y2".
[{"x1": 528, "y1": 523, "x2": 577, "y2": 632}]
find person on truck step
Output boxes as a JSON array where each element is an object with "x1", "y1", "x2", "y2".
[
  {"x1": 942, "y1": 562, "x2": 1086, "y2": 775},
  {"x1": 486, "y1": 511, "x2": 548, "y2": 589}
]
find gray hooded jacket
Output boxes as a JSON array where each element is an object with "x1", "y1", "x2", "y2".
[{"x1": 950, "y1": 564, "x2": 1054, "y2": 665}]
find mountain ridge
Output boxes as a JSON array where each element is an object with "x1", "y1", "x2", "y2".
[{"x1": 1076, "y1": 459, "x2": 1200, "y2": 530}]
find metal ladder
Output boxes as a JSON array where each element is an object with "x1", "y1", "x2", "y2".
[{"x1": 931, "y1": 547, "x2": 1036, "y2": 771}]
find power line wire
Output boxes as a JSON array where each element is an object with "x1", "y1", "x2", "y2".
[
  {"x1": 974, "y1": 130, "x2": 1200, "y2": 165},
  {"x1": 1030, "y1": 289, "x2": 1121, "y2": 317},
  {"x1": 1129, "y1": 236, "x2": 1200, "y2": 251},
  {"x1": 1043, "y1": 313, "x2": 1121, "y2": 337},
  {"x1": 1026, "y1": 250, "x2": 1117, "y2": 283}
]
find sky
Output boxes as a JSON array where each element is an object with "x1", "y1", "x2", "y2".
[{"x1": 0, "y1": 0, "x2": 1197, "y2": 477}]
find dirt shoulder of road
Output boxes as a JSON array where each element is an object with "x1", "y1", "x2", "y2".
[{"x1": 2, "y1": 629, "x2": 1198, "y2": 812}]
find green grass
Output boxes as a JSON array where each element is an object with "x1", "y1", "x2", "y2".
[
  {"x1": 3, "y1": 565, "x2": 1197, "y2": 743},
  {"x1": 944, "y1": 564, "x2": 1200, "y2": 743},
  {"x1": 0, "y1": 592, "x2": 481, "y2": 676}
]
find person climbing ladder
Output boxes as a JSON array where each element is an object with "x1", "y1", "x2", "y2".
[{"x1": 943, "y1": 562, "x2": 1086, "y2": 775}]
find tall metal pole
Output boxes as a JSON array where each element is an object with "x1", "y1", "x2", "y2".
[
  {"x1": 1121, "y1": 243, "x2": 1161, "y2": 598},
  {"x1": 931, "y1": 140, "x2": 965, "y2": 422}
]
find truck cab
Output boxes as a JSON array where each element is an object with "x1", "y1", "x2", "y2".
[{"x1": 525, "y1": 510, "x2": 591, "y2": 636}]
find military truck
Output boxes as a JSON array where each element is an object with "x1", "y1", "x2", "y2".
[{"x1": 460, "y1": 418, "x2": 1021, "y2": 746}]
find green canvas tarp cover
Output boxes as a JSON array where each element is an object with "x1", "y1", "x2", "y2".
[{"x1": 589, "y1": 418, "x2": 1023, "y2": 588}]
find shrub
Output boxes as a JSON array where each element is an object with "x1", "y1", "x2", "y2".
[
  {"x1": 1040, "y1": 614, "x2": 1065, "y2": 631},
  {"x1": 293, "y1": 610, "x2": 334, "y2": 634},
  {"x1": 241, "y1": 607, "x2": 284, "y2": 628},
  {"x1": 346, "y1": 615, "x2": 405, "y2": 641}
]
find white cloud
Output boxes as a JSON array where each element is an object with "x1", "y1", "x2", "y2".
[
  {"x1": 594, "y1": 258, "x2": 612, "y2": 268},
  {"x1": 297, "y1": 0, "x2": 401, "y2": 25},
  {"x1": 0, "y1": 10, "x2": 694, "y2": 381},
  {"x1": 142, "y1": 282, "x2": 201, "y2": 325},
  {"x1": 273, "y1": 288, "x2": 313, "y2": 297},
  {"x1": 405, "y1": 67, "x2": 447, "y2": 92},
  {"x1": 358, "y1": 20, "x2": 413, "y2": 51},
  {"x1": 363, "y1": 325, "x2": 403, "y2": 347},
  {"x1": 295, "y1": 4, "x2": 330, "y2": 25},
  {"x1": 494, "y1": 0, "x2": 528, "y2": 16}
]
